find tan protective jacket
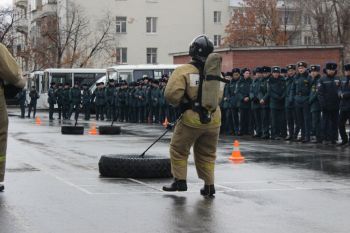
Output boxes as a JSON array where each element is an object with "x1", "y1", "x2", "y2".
[
  {"x1": 0, "y1": 43, "x2": 24, "y2": 87},
  {"x1": 165, "y1": 63, "x2": 223, "y2": 129}
]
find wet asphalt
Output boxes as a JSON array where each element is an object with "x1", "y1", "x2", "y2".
[{"x1": 1, "y1": 110, "x2": 350, "y2": 233}]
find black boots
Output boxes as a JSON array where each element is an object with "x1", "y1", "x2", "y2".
[
  {"x1": 200, "y1": 185, "x2": 215, "y2": 197},
  {"x1": 0, "y1": 184, "x2": 4, "y2": 192},
  {"x1": 162, "y1": 179, "x2": 187, "y2": 192}
]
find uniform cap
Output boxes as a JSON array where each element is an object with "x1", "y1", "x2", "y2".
[
  {"x1": 287, "y1": 64, "x2": 296, "y2": 70},
  {"x1": 255, "y1": 67, "x2": 263, "y2": 73},
  {"x1": 262, "y1": 66, "x2": 271, "y2": 73},
  {"x1": 297, "y1": 61, "x2": 308, "y2": 68},
  {"x1": 225, "y1": 72, "x2": 233, "y2": 77},
  {"x1": 241, "y1": 68, "x2": 251, "y2": 74},
  {"x1": 325, "y1": 62, "x2": 337, "y2": 70},
  {"x1": 272, "y1": 66, "x2": 281, "y2": 73},
  {"x1": 310, "y1": 65, "x2": 321, "y2": 72},
  {"x1": 344, "y1": 64, "x2": 350, "y2": 71},
  {"x1": 232, "y1": 68, "x2": 241, "y2": 74},
  {"x1": 281, "y1": 68, "x2": 287, "y2": 74}
]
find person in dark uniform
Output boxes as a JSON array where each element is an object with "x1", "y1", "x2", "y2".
[
  {"x1": 27, "y1": 86, "x2": 39, "y2": 118},
  {"x1": 228, "y1": 68, "x2": 241, "y2": 135},
  {"x1": 338, "y1": 64, "x2": 350, "y2": 145},
  {"x1": 105, "y1": 79, "x2": 116, "y2": 121},
  {"x1": 114, "y1": 83, "x2": 120, "y2": 121},
  {"x1": 69, "y1": 82, "x2": 81, "y2": 121},
  {"x1": 268, "y1": 66, "x2": 287, "y2": 140},
  {"x1": 291, "y1": 61, "x2": 311, "y2": 143},
  {"x1": 285, "y1": 64, "x2": 297, "y2": 140},
  {"x1": 56, "y1": 83, "x2": 64, "y2": 120},
  {"x1": 250, "y1": 67, "x2": 262, "y2": 137},
  {"x1": 221, "y1": 72, "x2": 232, "y2": 135},
  {"x1": 281, "y1": 68, "x2": 287, "y2": 79},
  {"x1": 309, "y1": 65, "x2": 322, "y2": 143},
  {"x1": 118, "y1": 81, "x2": 128, "y2": 122},
  {"x1": 159, "y1": 79, "x2": 168, "y2": 123},
  {"x1": 16, "y1": 88, "x2": 26, "y2": 118},
  {"x1": 62, "y1": 83, "x2": 71, "y2": 120},
  {"x1": 236, "y1": 68, "x2": 252, "y2": 136},
  {"x1": 259, "y1": 66, "x2": 271, "y2": 139},
  {"x1": 318, "y1": 62, "x2": 340, "y2": 145},
  {"x1": 150, "y1": 80, "x2": 162, "y2": 124},
  {"x1": 48, "y1": 82, "x2": 56, "y2": 120},
  {"x1": 81, "y1": 84, "x2": 91, "y2": 120},
  {"x1": 94, "y1": 82, "x2": 106, "y2": 121}
]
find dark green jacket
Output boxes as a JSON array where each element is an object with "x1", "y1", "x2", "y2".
[
  {"x1": 268, "y1": 76, "x2": 286, "y2": 110},
  {"x1": 285, "y1": 75, "x2": 295, "y2": 109},
  {"x1": 235, "y1": 77, "x2": 252, "y2": 109},
  {"x1": 70, "y1": 87, "x2": 81, "y2": 105},
  {"x1": 309, "y1": 75, "x2": 321, "y2": 112},
  {"x1": 250, "y1": 79, "x2": 261, "y2": 110},
  {"x1": 258, "y1": 76, "x2": 270, "y2": 109},
  {"x1": 291, "y1": 72, "x2": 311, "y2": 107},
  {"x1": 94, "y1": 88, "x2": 106, "y2": 106},
  {"x1": 63, "y1": 88, "x2": 71, "y2": 105},
  {"x1": 48, "y1": 87, "x2": 56, "y2": 104},
  {"x1": 150, "y1": 87, "x2": 162, "y2": 107},
  {"x1": 82, "y1": 89, "x2": 92, "y2": 105}
]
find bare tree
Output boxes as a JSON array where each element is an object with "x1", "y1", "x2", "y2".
[{"x1": 0, "y1": 7, "x2": 15, "y2": 48}]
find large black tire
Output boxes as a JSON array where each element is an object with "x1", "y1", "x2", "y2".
[
  {"x1": 99, "y1": 126, "x2": 121, "y2": 135},
  {"x1": 99, "y1": 154, "x2": 172, "y2": 178},
  {"x1": 61, "y1": 126, "x2": 84, "y2": 135}
]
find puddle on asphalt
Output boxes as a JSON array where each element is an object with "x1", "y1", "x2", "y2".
[{"x1": 245, "y1": 151, "x2": 350, "y2": 177}]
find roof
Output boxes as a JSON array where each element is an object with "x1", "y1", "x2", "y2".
[
  {"x1": 107, "y1": 64, "x2": 181, "y2": 71},
  {"x1": 44, "y1": 68, "x2": 106, "y2": 73},
  {"x1": 170, "y1": 45, "x2": 344, "y2": 56}
]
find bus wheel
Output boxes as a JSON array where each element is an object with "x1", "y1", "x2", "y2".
[
  {"x1": 99, "y1": 154, "x2": 172, "y2": 178},
  {"x1": 98, "y1": 126, "x2": 121, "y2": 135},
  {"x1": 61, "y1": 126, "x2": 84, "y2": 135}
]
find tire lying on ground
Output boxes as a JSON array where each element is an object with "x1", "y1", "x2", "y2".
[
  {"x1": 99, "y1": 126, "x2": 121, "y2": 135},
  {"x1": 61, "y1": 126, "x2": 84, "y2": 135},
  {"x1": 99, "y1": 154, "x2": 172, "y2": 178}
]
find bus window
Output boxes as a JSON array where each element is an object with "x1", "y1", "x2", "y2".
[
  {"x1": 35, "y1": 75, "x2": 40, "y2": 92},
  {"x1": 74, "y1": 73, "x2": 96, "y2": 87},
  {"x1": 42, "y1": 72, "x2": 49, "y2": 93},
  {"x1": 118, "y1": 72, "x2": 132, "y2": 83},
  {"x1": 95, "y1": 73, "x2": 105, "y2": 80},
  {"x1": 154, "y1": 70, "x2": 162, "y2": 79},
  {"x1": 51, "y1": 73, "x2": 72, "y2": 86},
  {"x1": 133, "y1": 70, "x2": 153, "y2": 81}
]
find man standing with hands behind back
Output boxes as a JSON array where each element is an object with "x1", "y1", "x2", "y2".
[{"x1": 0, "y1": 43, "x2": 26, "y2": 192}]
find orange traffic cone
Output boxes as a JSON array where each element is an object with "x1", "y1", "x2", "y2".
[
  {"x1": 162, "y1": 117, "x2": 169, "y2": 128},
  {"x1": 88, "y1": 123, "x2": 98, "y2": 135},
  {"x1": 35, "y1": 116, "x2": 41, "y2": 126},
  {"x1": 229, "y1": 140, "x2": 245, "y2": 162}
]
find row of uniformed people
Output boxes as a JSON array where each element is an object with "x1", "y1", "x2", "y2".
[
  {"x1": 92, "y1": 77, "x2": 178, "y2": 123},
  {"x1": 220, "y1": 62, "x2": 350, "y2": 145},
  {"x1": 15, "y1": 86, "x2": 40, "y2": 119},
  {"x1": 47, "y1": 75, "x2": 179, "y2": 124}
]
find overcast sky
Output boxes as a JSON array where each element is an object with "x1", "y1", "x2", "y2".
[{"x1": 0, "y1": 0, "x2": 13, "y2": 8}]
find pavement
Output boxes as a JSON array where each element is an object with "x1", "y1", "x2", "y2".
[{"x1": 1, "y1": 110, "x2": 350, "y2": 233}]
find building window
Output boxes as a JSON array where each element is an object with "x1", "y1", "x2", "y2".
[
  {"x1": 116, "y1": 17, "x2": 127, "y2": 33},
  {"x1": 31, "y1": 0, "x2": 37, "y2": 11},
  {"x1": 214, "y1": 35, "x2": 221, "y2": 47},
  {"x1": 146, "y1": 17, "x2": 157, "y2": 33},
  {"x1": 214, "y1": 11, "x2": 221, "y2": 23},
  {"x1": 147, "y1": 48, "x2": 157, "y2": 64},
  {"x1": 304, "y1": 15, "x2": 311, "y2": 25},
  {"x1": 304, "y1": 36, "x2": 312, "y2": 45},
  {"x1": 116, "y1": 48, "x2": 127, "y2": 64}
]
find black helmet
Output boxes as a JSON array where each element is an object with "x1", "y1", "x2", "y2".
[{"x1": 189, "y1": 35, "x2": 214, "y2": 63}]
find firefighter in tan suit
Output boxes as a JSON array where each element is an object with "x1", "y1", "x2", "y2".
[
  {"x1": 0, "y1": 43, "x2": 25, "y2": 192},
  {"x1": 163, "y1": 35, "x2": 223, "y2": 197}
]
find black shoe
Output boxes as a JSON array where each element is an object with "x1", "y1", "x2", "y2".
[
  {"x1": 262, "y1": 135, "x2": 269, "y2": 140},
  {"x1": 0, "y1": 184, "x2": 4, "y2": 192},
  {"x1": 338, "y1": 140, "x2": 348, "y2": 146},
  {"x1": 200, "y1": 185, "x2": 215, "y2": 197},
  {"x1": 302, "y1": 139, "x2": 310, "y2": 143},
  {"x1": 285, "y1": 136, "x2": 292, "y2": 141},
  {"x1": 162, "y1": 179, "x2": 187, "y2": 192}
]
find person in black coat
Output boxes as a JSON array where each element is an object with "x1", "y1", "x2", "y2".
[
  {"x1": 317, "y1": 62, "x2": 340, "y2": 145},
  {"x1": 338, "y1": 64, "x2": 350, "y2": 145},
  {"x1": 27, "y1": 86, "x2": 39, "y2": 118}
]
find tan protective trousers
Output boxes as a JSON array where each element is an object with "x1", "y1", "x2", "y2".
[
  {"x1": 0, "y1": 86, "x2": 8, "y2": 182},
  {"x1": 169, "y1": 121, "x2": 220, "y2": 185}
]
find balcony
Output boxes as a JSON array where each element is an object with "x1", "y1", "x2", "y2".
[
  {"x1": 16, "y1": 18, "x2": 28, "y2": 34},
  {"x1": 15, "y1": 0, "x2": 28, "y2": 9}
]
